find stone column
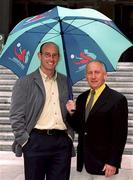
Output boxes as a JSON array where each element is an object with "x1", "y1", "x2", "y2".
[{"x1": 0, "y1": 0, "x2": 12, "y2": 41}]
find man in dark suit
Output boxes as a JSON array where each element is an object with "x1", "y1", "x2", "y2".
[
  {"x1": 10, "y1": 42, "x2": 74, "y2": 180},
  {"x1": 66, "y1": 60, "x2": 128, "y2": 179}
]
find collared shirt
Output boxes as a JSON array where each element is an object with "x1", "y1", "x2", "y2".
[
  {"x1": 86, "y1": 83, "x2": 106, "y2": 108},
  {"x1": 35, "y1": 68, "x2": 67, "y2": 130}
]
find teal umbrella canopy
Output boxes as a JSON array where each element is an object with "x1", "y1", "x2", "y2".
[{"x1": 0, "y1": 6, "x2": 132, "y2": 85}]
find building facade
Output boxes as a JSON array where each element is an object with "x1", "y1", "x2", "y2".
[{"x1": 0, "y1": 0, "x2": 133, "y2": 60}]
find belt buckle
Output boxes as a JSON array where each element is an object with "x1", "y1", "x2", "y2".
[{"x1": 47, "y1": 130, "x2": 53, "y2": 135}]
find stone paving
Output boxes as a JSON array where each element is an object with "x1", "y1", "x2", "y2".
[{"x1": 0, "y1": 151, "x2": 133, "y2": 180}]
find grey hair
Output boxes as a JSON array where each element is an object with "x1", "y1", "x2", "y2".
[{"x1": 86, "y1": 59, "x2": 107, "y2": 72}]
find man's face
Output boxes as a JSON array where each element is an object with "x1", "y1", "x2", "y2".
[
  {"x1": 38, "y1": 43, "x2": 59, "y2": 73},
  {"x1": 86, "y1": 61, "x2": 107, "y2": 90}
]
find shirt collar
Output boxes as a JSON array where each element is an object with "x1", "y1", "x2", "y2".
[
  {"x1": 91, "y1": 83, "x2": 106, "y2": 95},
  {"x1": 39, "y1": 68, "x2": 57, "y2": 81}
]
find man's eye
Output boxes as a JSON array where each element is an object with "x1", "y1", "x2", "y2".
[
  {"x1": 45, "y1": 53, "x2": 50, "y2": 57},
  {"x1": 95, "y1": 71, "x2": 100, "y2": 74},
  {"x1": 42, "y1": 53, "x2": 50, "y2": 58}
]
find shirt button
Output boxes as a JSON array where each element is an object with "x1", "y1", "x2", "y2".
[{"x1": 84, "y1": 132, "x2": 87, "y2": 135}]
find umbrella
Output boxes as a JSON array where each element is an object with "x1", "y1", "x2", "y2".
[{"x1": 0, "y1": 6, "x2": 132, "y2": 87}]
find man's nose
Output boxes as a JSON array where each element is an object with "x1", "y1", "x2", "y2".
[
  {"x1": 48, "y1": 55, "x2": 54, "y2": 61},
  {"x1": 92, "y1": 73, "x2": 96, "y2": 78},
  {"x1": 50, "y1": 54, "x2": 56, "y2": 60}
]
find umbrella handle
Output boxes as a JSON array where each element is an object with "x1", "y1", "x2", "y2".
[
  {"x1": 67, "y1": 77, "x2": 73, "y2": 100},
  {"x1": 67, "y1": 78, "x2": 76, "y2": 112}
]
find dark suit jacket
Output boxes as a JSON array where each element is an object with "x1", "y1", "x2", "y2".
[
  {"x1": 67, "y1": 85, "x2": 128, "y2": 175},
  {"x1": 10, "y1": 69, "x2": 74, "y2": 157}
]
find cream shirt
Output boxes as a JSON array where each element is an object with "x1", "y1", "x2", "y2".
[{"x1": 35, "y1": 69, "x2": 67, "y2": 130}]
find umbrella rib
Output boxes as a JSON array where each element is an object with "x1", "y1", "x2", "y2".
[
  {"x1": 64, "y1": 33, "x2": 90, "y2": 36},
  {"x1": 44, "y1": 23, "x2": 60, "y2": 33},
  {"x1": 39, "y1": 34, "x2": 61, "y2": 43},
  {"x1": 25, "y1": 24, "x2": 60, "y2": 35},
  {"x1": 38, "y1": 21, "x2": 61, "y2": 33},
  {"x1": 64, "y1": 20, "x2": 96, "y2": 33},
  {"x1": 63, "y1": 18, "x2": 128, "y2": 40},
  {"x1": 26, "y1": 31, "x2": 58, "y2": 35},
  {"x1": 60, "y1": 17, "x2": 77, "y2": 32}
]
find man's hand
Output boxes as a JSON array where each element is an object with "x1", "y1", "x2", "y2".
[
  {"x1": 102, "y1": 164, "x2": 116, "y2": 177},
  {"x1": 66, "y1": 100, "x2": 76, "y2": 114}
]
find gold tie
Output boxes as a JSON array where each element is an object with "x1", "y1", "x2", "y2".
[{"x1": 85, "y1": 90, "x2": 95, "y2": 122}]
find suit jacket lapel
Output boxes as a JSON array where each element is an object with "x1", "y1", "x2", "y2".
[
  {"x1": 32, "y1": 69, "x2": 46, "y2": 98},
  {"x1": 57, "y1": 73, "x2": 68, "y2": 102},
  {"x1": 90, "y1": 85, "x2": 110, "y2": 115}
]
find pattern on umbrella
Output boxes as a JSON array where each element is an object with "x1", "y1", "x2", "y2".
[{"x1": 0, "y1": 6, "x2": 132, "y2": 86}]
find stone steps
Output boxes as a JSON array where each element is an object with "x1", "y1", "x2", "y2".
[
  {"x1": 0, "y1": 85, "x2": 13, "y2": 91},
  {"x1": 124, "y1": 144, "x2": 133, "y2": 155},
  {"x1": 0, "y1": 63, "x2": 133, "y2": 154},
  {"x1": 0, "y1": 71, "x2": 13, "y2": 154},
  {"x1": 128, "y1": 120, "x2": 133, "y2": 127},
  {"x1": 0, "y1": 79, "x2": 16, "y2": 85},
  {"x1": 0, "y1": 97, "x2": 11, "y2": 103},
  {"x1": 107, "y1": 72, "x2": 133, "y2": 76},
  {"x1": 127, "y1": 135, "x2": 133, "y2": 144},
  {"x1": 0, "y1": 132, "x2": 14, "y2": 140},
  {"x1": 0, "y1": 124, "x2": 12, "y2": 132},
  {"x1": 0, "y1": 104, "x2": 10, "y2": 110},
  {"x1": 0, "y1": 92, "x2": 12, "y2": 97},
  {"x1": 128, "y1": 127, "x2": 133, "y2": 135},
  {"x1": 0, "y1": 110, "x2": 10, "y2": 117},
  {"x1": 107, "y1": 77, "x2": 133, "y2": 82},
  {"x1": 0, "y1": 140, "x2": 12, "y2": 151},
  {"x1": 0, "y1": 117, "x2": 10, "y2": 124}
]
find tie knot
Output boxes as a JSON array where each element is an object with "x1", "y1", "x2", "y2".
[{"x1": 91, "y1": 90, "x2": 95, "y2": 95}]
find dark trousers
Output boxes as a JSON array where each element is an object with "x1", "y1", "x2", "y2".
[{"x1": 22, "y1": 130, "x2": 72, "y2": 180}]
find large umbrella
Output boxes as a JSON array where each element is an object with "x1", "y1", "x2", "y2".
[{"x1": 0, "y1": 6, "x2": 132, "y2": 86}]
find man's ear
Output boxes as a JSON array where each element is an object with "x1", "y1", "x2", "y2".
[
  {"x1": 38, "y1": 52, "x2": 41, "y2": 60},
  {"x1": 104, "y1": 73, "x2": 107, "y2": 81}
]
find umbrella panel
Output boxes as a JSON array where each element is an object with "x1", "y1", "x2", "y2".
[{"x1": 0, "y1": 7, "x2": 132, "y2": 83}]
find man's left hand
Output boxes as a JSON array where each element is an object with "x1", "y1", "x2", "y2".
[{"x1": 102, "y1": 164, "x2": 116, "y2": 177}]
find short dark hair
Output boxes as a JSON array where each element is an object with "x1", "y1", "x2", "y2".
[{"x1": 39, "y1": 42, "x2": 60, "y2": 56}]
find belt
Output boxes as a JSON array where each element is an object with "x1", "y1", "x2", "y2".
[{"x1": 32, "y1": 128, "x2": 67, "y2": 136}]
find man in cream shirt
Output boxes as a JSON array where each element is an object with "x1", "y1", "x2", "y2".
[{"x1": 10, "y1": 42, "x2": 74, "y2": 180}]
